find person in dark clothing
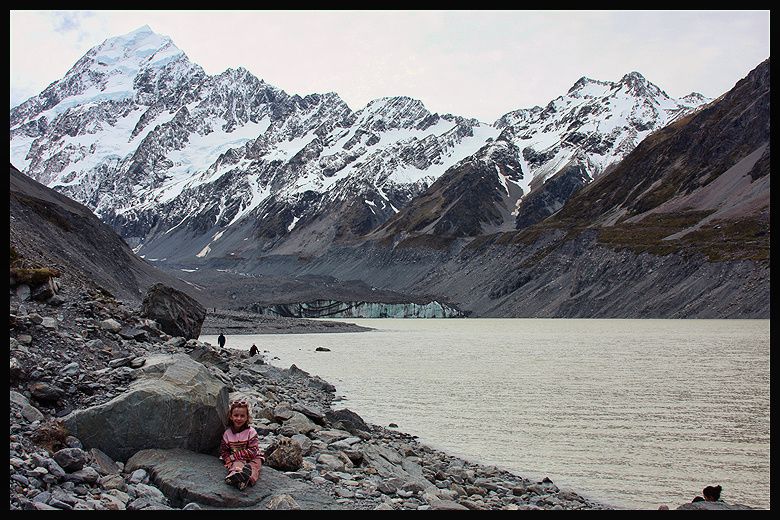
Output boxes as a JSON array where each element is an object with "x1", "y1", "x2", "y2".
[
  {"x1": 692, "y1": 484, "x2": 722, "y2": 503},
  {"x1": 218, "y1": 333, "x2": 226, "y2": 348},
  {"x1": 703, "y1": 485, "x2": 722, "y2": 502},
  {"x1": 249, "y1": 344, "x2": 258, "y2": 356}
]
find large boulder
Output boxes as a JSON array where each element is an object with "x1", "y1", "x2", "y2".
[
  {"x1": 125, "y1": 448, "x2": 342, "y2": 509},
  {"x1": 140, "y1": 283, "x2": 206, "y2": 340},
  {"x1": 63, "y1": 354, "x2": 229, "y2": 462},
  {"x1": 326, "y1": 408, "x2": 370, "y2": 433}
]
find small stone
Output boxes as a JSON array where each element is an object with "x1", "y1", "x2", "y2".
[
  {"x1": 11, "y1": 474, "x2": 30, "y2": 486},
  {"x1": 65, "y1": 436, "x2": 83, "y2": 449},
  {"x1": 128, "y1": 469, "x2": 148, "y2": 484},
  {"x1": 133, "y1": 483, "x2": 166, "y2": 502},
  {"x1": 98, "y1": 474, "x2": 127, "y2": 491},
  {"x1": 33, "y1": 502, "x2": 59, "y2": 510},
  {"x1": 108, "y1": 356, "x2": 133, "y2": 369},
  {"x1": 85, "y1": 339, "x2": 104, "y2": 349},
  {"x1": 60, "y1": 363, "x2": 80, "y2": 377},
  {"x1": 100, "y1": 493, "x2": 126, "y2": 510},
  {"x1": 66, "y1": 466, "x2": 99, "y2": 484},
  {"x1": 48, "y1": 498, "x2": 73, "y2": 510},
  {"x1": 16, "y1": 285, "x2": 32, "y2": 301},
  {"x1": 129, "y1": 357, "x2": 146, "y2": 369},
  {"x1": 28, "y1": 466, "x2": 48, "y2": 478},
  {"x1": 265, "y1": 494, "x2": 301, "y2": 510},
  {"x1": 45, "y1": 459, "x2": 67, "y2": 479},
  {"x1": 41, "y1": 317, "x2": 58, "y2": 330},
  {"x1": 90, "y1": 448, "x2": 121, "y2": 476},
  {"x1": 107, "y1": 489, "x2": 131, "y2": 505},
  {"x1": 335, "y1": 487, "x2": 356, "y2": 498},
  {"x1": 100, "y1": 319, "x2": 122, "y2": 332},
  {"x1": 53, "y1": 448, "x2": 87, "y2": 472},
  {"x1": 29, "y1": 382, "x2": 65, "y2": 403}
]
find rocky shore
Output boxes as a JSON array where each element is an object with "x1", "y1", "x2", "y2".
[
  {"x1": 9, "y1": 283, "x2": 617, "y2": 511},
  {"x1": 24, "y1": 281, "x2": 762, "y2": 510}
]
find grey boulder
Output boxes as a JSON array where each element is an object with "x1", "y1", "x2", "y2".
[
  {"x1": 63, "y1": 354, "x2": 229, "y2": 462},
  {"x1": 140, "y1": 283, "x2": 206, "y2": 340},
  {"x1": 125, "y1": 448, "x2": 342, "y2": 509}
]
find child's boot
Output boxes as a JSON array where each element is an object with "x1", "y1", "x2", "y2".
[{"x1": 225, "y1": 471, "x2": 242, "y2": 487}]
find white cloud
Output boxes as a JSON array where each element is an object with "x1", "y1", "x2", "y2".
[{"x1": 9, "y1": 10, "x2": 770, "y2": 122}]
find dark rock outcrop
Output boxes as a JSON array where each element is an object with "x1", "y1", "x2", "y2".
[
  {"x1": 514, "y1": 162, "x2": 590, "y2": 231},
  {"x1": 326, "y1": 409, "x2": 370, "y2": 434},
  {"x1": 141, "y1": 283, "x2": 207, "y2": 339},
  {"x1": 371, "y1": 139, "x2": 525, "y2": 241}
]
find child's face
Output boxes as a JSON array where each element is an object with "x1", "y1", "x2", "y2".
[{"x1": 230, "y1": 407, "x2": 248, "y2": 429}]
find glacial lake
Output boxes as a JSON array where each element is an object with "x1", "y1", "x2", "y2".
[{"x1": 202, "y1": 318, "x2": 770, "y2": 510}]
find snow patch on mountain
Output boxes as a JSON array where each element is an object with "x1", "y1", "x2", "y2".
[
  {"x1": 227, "y1": 177, "x2": 272, "y2": 227},
  {"x1": 157, "y1": 117, "x2": 272, "y2": 200}
]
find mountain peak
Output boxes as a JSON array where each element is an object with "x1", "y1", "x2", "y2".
[
  {"x1": 617, "y1": 71, "x2": 666, "y2": 98},
  {"x1": 681, "y1": 92, "x2": 709, "y2": 105},
  {"x1": 567, "y1": 76, "x2": 612, "y2": 98},
  {"x1": 81, "y1": 25, "x2": 187, "y2": 76},
  {"x1": 361, "y1": 96, "x2": 430, "y2": 119},
  {"x1": 128, "y1": 24, "x2": 154, "y2": 35},
  {"x1": 568, "y1": 76, "x2": 596, "y2": 92},
  {"x1": 620, "y1": 71, "x2": 646, "y2": 83},
  {"x1": 101, "y1": 24, "x2": 172, "y2": 50}
]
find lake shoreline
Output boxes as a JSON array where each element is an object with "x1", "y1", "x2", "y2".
[
  {"x1": 219, "y1": 318, "x2": 768, "y2": 511},
  {"x1": 200, "y1": 309, "x2": 374, "y2": 335},
  {"x1": 9, "y1": 290, "x2": 610, "y2": 510}
]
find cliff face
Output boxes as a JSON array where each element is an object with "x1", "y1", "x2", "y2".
[{"x1": 251, "y1": 299, "x2": 464, "y2": 319}]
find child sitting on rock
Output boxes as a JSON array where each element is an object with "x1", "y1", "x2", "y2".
[{"x1": 220, "y1": 400, "x2": 264, "y2": 490}]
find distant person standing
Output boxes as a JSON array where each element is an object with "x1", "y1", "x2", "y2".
[
  {"x1": 249, "y1": 344, "x2": 259, "y2": 356},
  {"x1": 218, "y1": 332, "x2": 226, "y2": 348}
]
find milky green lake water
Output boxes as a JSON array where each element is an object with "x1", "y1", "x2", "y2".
[{"x1": 202, "y1": 318, "x2": 770, "y2": 510}]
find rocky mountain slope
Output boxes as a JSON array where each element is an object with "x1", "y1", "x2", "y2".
[
  {"x1": 10, "y1": 26, "x2": 709, "y2": 265},
  {"x1": 9, "y1": 164, "x2": 204, "y2": 306}
]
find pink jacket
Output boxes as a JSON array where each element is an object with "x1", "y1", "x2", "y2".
[{"x1": 219, "y1": 426, "x2": 264, "y2": 465}]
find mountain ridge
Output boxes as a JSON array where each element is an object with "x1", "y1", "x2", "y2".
[{"x1": 10, "y1": 26, "x2": 710, "y2": 264}]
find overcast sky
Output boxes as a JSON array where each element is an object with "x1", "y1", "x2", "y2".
[{"x1": 9, "y1": 10, "x2": 770, "y2": 123}]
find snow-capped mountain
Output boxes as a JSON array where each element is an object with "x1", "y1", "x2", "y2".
[
  {"x1": 10, "y1": 26, "x2": 710, "y2": 263},
  {"x1": 495, "y1": 71, "x2": 710, "y2": 196},
  {"x1": 364, "y1": 72, "x2": 714, "y2": 241}
]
